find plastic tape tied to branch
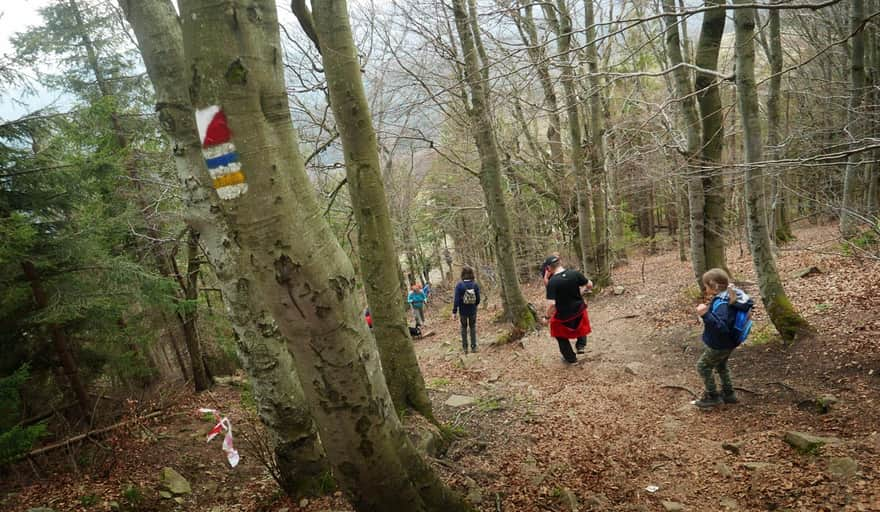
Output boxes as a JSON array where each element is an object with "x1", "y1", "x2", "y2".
[{"x1": 198, "y1": 408, "x2": 240, "y2": 467}]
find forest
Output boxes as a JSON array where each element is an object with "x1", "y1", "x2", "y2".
[{"x1": 0, "y1": 0, "x2": 878, "y2": 511}]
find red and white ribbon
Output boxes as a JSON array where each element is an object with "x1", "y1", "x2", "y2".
[{"x1": 198, "y1": 408, "x2": 240, "y2": 467}]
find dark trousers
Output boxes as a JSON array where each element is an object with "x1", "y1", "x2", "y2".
[
  {"x1": 555, "y1": 336, "x2": 587, "y2": 363},
  {"x1": 460, "y1": 314, "x2": 477, "y2": 349}
]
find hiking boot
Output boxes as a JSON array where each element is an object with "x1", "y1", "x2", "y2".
[
  {"x1": 470, "y1": 346, "x2": 478, "y2": 353},
  {"x1": 462, "y1": 347, "x2": 469, "y2": 354},
  {"x1": 576, "y1": 346, "x2": 586, "y2": 355},
  {"x1": 693, "y1": 391, "x2": 722, "y2": 409},
  {"x1": 721, "y1": 390, "x2": 739, "y2": 404}
]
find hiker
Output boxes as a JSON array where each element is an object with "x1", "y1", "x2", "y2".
[
  {"x1": 407, "y1": 283, "x2": 427, "y2": 327},
  {"x1": 422, "y1": 282, "x2": 431, "y2": 303},
  {"x1": 540, "y1": 255, "x2": 593, "y2": 363},
  {"x1": 364, "y1": 308, "x2": 372, "y2": 329},
  {"x1": 540, "y1": 251, "x2": 560, "y2": 287},
  {"x1": 452, "y1": 267, "x2": 481, "y2": 354},
  {"x1": 693, "y1": 268, "x2": 755, "y2": 408}
]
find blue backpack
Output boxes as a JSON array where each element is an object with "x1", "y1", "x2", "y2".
[{"x1": 711, "y1": 295, "x2": 754, "y2": 345}]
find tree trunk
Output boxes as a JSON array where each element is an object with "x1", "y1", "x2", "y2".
[
  {"x1": 733, "y1": 0, "x2": 812, "y2": 342},
  {"x1": 450, "y1": 0, "x2": 536, "y2": 331},
  {"x1": 21, "y1": 261, "x2": 92, "y2": 422},
  {"x1": 178, "y1": 1, "x2": 469, "y2": 509},
  {"x1": 765, "y1": 6, "x2": 793, "y2": 243},
  {"x1": 121, "y1": 0, "x2": 328, "y2": 495},
  {"x1": 841, "y1": 0, "x2": 867, "y2": 237},
  {"x1": 515, "y1": 1, "x2": 565, "y2": 175},
  {"x1": 662, "y1": 0, "x2": 706, "y2": 286},
  {"x1": 306, "y1": 0, "x2": 435, "y2": 419},
  {"x1": 584, "y1": 0, "x2": 611, "y2": 285},
  {"x1": 547, "y1": 0, "x2": 594, "y2": 275},
  {"x1": 695, "y1": 0, "x2": 728, "y2": 273},
  {"x1": 179, "y1": 229, "x2": 211, "y2": 391}
]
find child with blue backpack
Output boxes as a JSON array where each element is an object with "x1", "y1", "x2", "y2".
[{"x1": 693, "y1": 268, "x2": 755, "y2": 409}]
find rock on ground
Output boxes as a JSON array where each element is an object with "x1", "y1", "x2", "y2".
[
  {"x1": 827, "y1": 456, "x2": 858, "y2": 479},
  {"x1": 784, "y1": 431, "x2": 841, "y2": 453},
  {"x1": 158, "y1": 467, "x2": 192, "y2": 495},
  {"x1": 445, "y1": 394, "x2": 477, "y2": 407},
  {"x1": 661, "y1": 501, "x2": 685, "y2": 511}
]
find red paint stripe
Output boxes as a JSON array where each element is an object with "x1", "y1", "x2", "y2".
[{"x1": 203, "y1": 110, "x2": 232, "y2": 147}]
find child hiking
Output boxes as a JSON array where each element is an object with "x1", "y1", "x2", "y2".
[
  {"x1": 407, "y1": 283, "x2": 427, "y2": 327},
  {"x1": 452, "y1": 267, "x2": 481, "y2": 354},
  {"x1": 693, "y1": 268, "x2": 755, "y2": 408}
]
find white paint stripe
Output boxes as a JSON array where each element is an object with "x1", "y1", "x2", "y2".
[
  {"x1": 207, "y1": 161, "x2": 242, "y2": 179},
  {"x1": 216, "y1": 183, "x2": 248, "y2": 200},
  {"x1": 202, "y1": 142, "x2": 236, "y2": 160},
  {"x1": 195, "y1": 105, "x2": 221, "y2": 145}
]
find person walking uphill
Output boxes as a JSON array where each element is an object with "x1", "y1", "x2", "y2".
[
  {"x1": 452, "y1": 267, "x2": 481, "y2": 354},
  {"x1": 408, "y1": 283, "x2": 428, "y2": 327},
  {"x1": 693, "y1": 268, "x2": 755, "y2": 408},
  {"x1": 541, "y1": 255, "x2": 593, "y2": 363}
]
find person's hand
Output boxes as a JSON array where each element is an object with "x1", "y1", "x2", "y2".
[
  {"x1": 452, "y1": 314, "x2": 457, "y2": 321},
  {"x1": 540, "y1": 316, "x2": 549, "y2": 326},
  {"x1": 696, "y1": 303, "x2": 708, "y2": 316}
]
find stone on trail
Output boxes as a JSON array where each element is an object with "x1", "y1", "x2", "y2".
[
  {"x1": 613, "y1": 285, "x2": 625, "y2": 295},
  {"x1": 159, "y1": 490, "x2": 172, "y2": 499},
  {"x1": 827, "y1": 456, "x2": 858, "y2": 480},
  {"x1": 624, "y1": 362, "x2": 643, "y2": 376},
  {"x1": 742, "y1": 462, "x2": 775, "y2": 471},
  {"x1": 721, "y1": 441, "x2": 743, "y2": 455},
  {"x1": 792, "y1": 266, "x2": 821, "y2": 279},
  {"x1": 661, "y1": 501, "x2": 685, "y2": 511},
  {"x1": 720, "y1": 497, "x2": 739, "y2": 510},
  {"x1": 27, "y1": 508, "x2": 56, "y2": 512},
  {"x1": 159, "y1": 467, "x2": 192, "y2": 495},
  {"x1": 816, "y1": 394, "x2": 838, "y2": 414},
  {"x1": 445, "y1": 394, "x2": 477, "y2": 407},
  {"x1": 784, "y1": 431, "x2": 841, "y2": 453},
  {"x1": 714, "y1": 461, "x2": 734, "y2": 477}
]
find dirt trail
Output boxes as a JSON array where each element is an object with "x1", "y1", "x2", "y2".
[
  {"x1": 5, "y1": 225, "x2": 878, "y2": 512},
  {"x1": 417, "y1": 225, "x2": 880, "y2": 512}
]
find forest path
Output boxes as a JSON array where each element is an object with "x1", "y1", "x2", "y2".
[{"x1": 417, "y1": 224, "x2": 880, "y2": 512}]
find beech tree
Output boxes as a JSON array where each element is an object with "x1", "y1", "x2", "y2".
[
  {"x1": 733, "y1": 0, "x2": 812, "y2": 341},
  {"x1": 449, "y1": 0, "x2": 536, "y2": 331},
  {"x1": 177, "y1": 0, "x2": 468, "y2": 509},
  {"x1": 120, "y1": 0, "x2": 328, "y2": 495},
  {"x1": 295, "y1": 0, "x2": 436, "y2": 419}
]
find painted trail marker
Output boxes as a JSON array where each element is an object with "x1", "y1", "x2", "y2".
[{"x1": 195, "y1": 106, "x2": 247, "y2": 200}]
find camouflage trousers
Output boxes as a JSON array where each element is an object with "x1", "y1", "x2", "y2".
[{"x1": 697, "y1": 347, "x2": 735, "y2": 394}]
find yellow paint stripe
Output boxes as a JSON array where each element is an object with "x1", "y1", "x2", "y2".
[{"x1": 213, "y1": 171, "x2": 246, "y2": 189}]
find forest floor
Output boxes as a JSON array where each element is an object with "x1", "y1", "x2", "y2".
[{"x1": 3, "y1": 223, "x2": 879, "y2": 512}]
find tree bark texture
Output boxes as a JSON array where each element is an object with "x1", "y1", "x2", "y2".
[
  {"x1": 733, "y1": 0, "x2": 811, "y2": 341},
  {"x1": 840, "y1": 0, "x2": 867, "y2": 237},
  {"x1": 662, "y1": 0, "x2": 706, "y2": 286},
  {"x1": 179, "y1": 229, "x2": 211, "y2": 391},
  {"x1": 121, "y1": 0, "x2": 327, "y2": 494},
  {"x1": 451, "y1": 0, "x2": 536, "y2": 331},
  {"x1": 694, "y1": 0, "x2": 728, "y2": 273},
  {"x1": 177, "y1": 1, "x2": 469, "y2": 509},
  {"x1": 584, "y1": 0, "x2": 610, "y2": 285},
  {"x1": 21, "y1": 261, "x2": 92, "y2": 422},
  {"x1": 548, "y1": 0, "x2": 595, "y2": 275},
  {"x1": 309, "y1": 0, "x2": 435, "y2": 419},
  {"x1": 765, "y1": 6, "x2": 792, "y2": 243}
]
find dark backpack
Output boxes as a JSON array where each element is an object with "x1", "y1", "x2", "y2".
[
  {"x1": 711, "y1": 296, "x2": 754, "y2": 345},
  {"x1": 462, "y1": 287, "x2": 477, "y2": 305}
]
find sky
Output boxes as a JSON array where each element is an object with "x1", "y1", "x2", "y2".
[{"x1": 0, "y1": 0, "x2": 59, "y2": 120}]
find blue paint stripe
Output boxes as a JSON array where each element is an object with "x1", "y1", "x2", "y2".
[{"x1": 205, "y1": 152, "x2": 239, "y2": 169}]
